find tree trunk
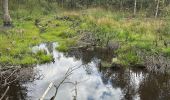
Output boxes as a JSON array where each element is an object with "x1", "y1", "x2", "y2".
[
  {"x1": 134, "y1": 0, "x2": 137, "y2": 16},
  {"x1": 120, "y1": 0, "x2": 123, "y2": 11},
  {"x1": 62, "y1": 0, "x2": 64, "y2": 8},
  {"x1": 3, "y1": 0, "x2": 12, "y2": 27},
  {"x1": 155, "y1": 0, "x2": 160, "y2": 18},
  {"x1": 140, "y1": 0, "x2": 143, "y2": 10}
]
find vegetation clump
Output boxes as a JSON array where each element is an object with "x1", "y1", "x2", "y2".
[{"x1": 0, "y1": 0, "x2": 170, "y2": 69}]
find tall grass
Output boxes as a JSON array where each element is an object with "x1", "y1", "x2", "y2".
[{"x1": 0, "y1": 7, "x2": 170, "y2": 66}]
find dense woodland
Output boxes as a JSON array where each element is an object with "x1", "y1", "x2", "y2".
[{"x1": 1, "y1": 0, "x2": 170, "y2": 17}]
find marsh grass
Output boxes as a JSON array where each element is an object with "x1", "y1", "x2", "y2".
[
  {"x1": 69, "y1": 8, "x2": 170, "y2": 66},
  {"x1": 0, "y1": 7, "x2": 170, "y2": 67}
]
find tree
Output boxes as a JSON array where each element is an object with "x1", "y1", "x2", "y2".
[
  {"x1": 134, "y1": 0, "x2": 137, "y2": 16},
  {"x1": 155, "y1": 0, "x2": 160, "y2": 18},
  {"x1": 2, "y1": 0, "x2": 12, "y2": 27}
]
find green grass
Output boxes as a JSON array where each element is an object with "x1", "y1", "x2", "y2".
[
  {"x1": 35, "y1": 50, "x2": 53, "y2": 64},
  {"x1": 162, "y1": 48, "x2": 170, "y2": 57},
  {"x1": 0, "y1": 10, "x2": 79, "y2": 67},
  {"x1": 67, "y1": 8, "x2": 170, "y2": 66},
  {"x1": 0, "y1": 7, "x2": 170, "y2": 67}
]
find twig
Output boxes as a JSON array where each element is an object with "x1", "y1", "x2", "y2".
[
  {"x1": 5, "y1": 69, "x2": 18, "y2": 81},
  {"x1": 2, "y1": 69, "x2": 19, "y2": 87},
  {"x1": 0, "y1": 86, "x2": 10, "y2": 100},
  {"x1": 50, "y1": 65, "x2": 82, "y2": 100}
]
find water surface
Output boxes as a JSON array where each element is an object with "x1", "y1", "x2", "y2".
[{"x1": 1, "y1": 43, "x2": 170, "y2": 100}]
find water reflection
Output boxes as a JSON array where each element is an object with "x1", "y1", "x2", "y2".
[
  {"x1": 26, "y1": 43, "x2": 123, "y2": 100},
  {"x1": 139, "y1": 73, "x2": 170, "y2": 100},
  {"x1": 1, "y1": 43, "x2": 170, "y2": 100}
]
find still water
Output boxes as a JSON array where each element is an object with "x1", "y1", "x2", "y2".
[{"x1": 1, "y1": 43, "x2": 170, "y2": 100}]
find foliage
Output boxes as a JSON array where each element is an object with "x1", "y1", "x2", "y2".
[{"x1": 0, "y1": 0, "x2": 170, "y2": 67}]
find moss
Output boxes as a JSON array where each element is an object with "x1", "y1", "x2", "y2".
[{"x1": 35, "y1": 50, "x2": 53, "y2": 64}]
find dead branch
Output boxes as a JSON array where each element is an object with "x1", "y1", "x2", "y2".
[
  {"x1": 40, "y1": 64, "x2": 89, "y2": 100},
  {"x1": 0, "y1": 86, "x2": 9, "y2": 100},
  {"x1": 2, "y1": 69, "x2": 19, "y2": 87},
  {"x1": 0, "y1": 68, "x2": 21, "y2": 100},
  {"x1": 50, "y1": 65, "x2": 82, "y2": 100}
]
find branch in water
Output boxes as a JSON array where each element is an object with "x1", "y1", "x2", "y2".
[
  {"x1": 50, "y1": 65, "x2": 82, "y2": 100},
  {"x1": 40, "y1": 65, "x2": 82, "y2": 100},
  {"x1": 0, "y1": 86, "x2": 10, "y2": 100}
]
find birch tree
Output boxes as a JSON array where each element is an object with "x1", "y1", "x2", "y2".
[
  {"x1": 134, "y1": 0, "x2": 137, "y2": 16},
  {"x1": 155, "y1": 0, "x2": 160, "y2": 18},
  {"x1": 2, "y1": 0, "x2": 12, "y2": 27}
]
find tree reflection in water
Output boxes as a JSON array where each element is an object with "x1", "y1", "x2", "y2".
[
  {"x1": 67, "y1": 48, "x2": 170, "y2": 100},
  {"x1": 1, "y1": 44, "x2": 170, "y2": 100}
]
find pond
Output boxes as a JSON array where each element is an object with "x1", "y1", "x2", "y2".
[{"x1": 1, "y1": 43, "x2": 170, "y2": 100}]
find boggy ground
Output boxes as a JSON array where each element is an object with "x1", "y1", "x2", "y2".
[{"x1": 0, "y1": 8, "x2": 170, "y2": 73}]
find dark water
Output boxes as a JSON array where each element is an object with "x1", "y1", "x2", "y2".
[{"x1": 1, "y1": 43, "x2": 170, "y2": 100}]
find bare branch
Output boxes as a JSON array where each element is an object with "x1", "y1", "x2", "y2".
[
  {"x1": 50, "y1": 65, "x2": 82, "y2": 100},
  {"x1": 2, "y1": 68, "x2": 19, "y2": 87},
  {"x1": 0, "y1": 86, "x2": 9, "y2": 100}
]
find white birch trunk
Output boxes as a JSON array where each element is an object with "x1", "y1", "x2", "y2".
[{"x1": 3, "y1": 0, "x2": 12, "y2": 26}]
